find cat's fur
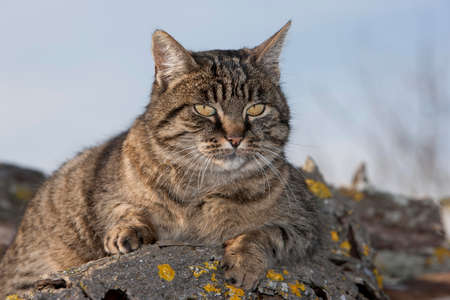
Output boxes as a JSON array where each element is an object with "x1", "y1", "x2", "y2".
[{"x1": 0, "y1": 21, "x2": 320, "y2": 296}]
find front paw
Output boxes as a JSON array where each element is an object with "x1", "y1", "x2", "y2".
[
  {"x1": 221, "y1": 235, "x2": 268, "y2": 291},
  {"x1": 104, "y1": 224, "x2": 156, "y2": 255}
]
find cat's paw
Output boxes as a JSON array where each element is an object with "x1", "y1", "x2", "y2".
[
  {"x1": 221, "y1": 235, "x2": 268, "y2": 291},
  {"x1": 104, "y1": 223, "x2": 156, "y2": 255}
]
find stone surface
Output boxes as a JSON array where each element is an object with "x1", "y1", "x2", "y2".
[{"x1": 0, "y1": 163, "x2": 45, "y2": 256}]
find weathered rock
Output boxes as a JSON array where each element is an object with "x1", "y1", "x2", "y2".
[
  {"x1": 339, "y1": 163, "x2": 450, "y2": 297},
  {"x1": 14, "y1": 159, "x2": 388, "y2": 299},
  {"x1": 0, "y1": 163, "x2": 45, "y2": 256}
]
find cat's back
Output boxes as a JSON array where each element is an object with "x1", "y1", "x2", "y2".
[{"x1": 0, "y1": 132, "x2": 127, "y2": 295}]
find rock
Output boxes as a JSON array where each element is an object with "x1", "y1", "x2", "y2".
[
  {"x1": 0, "y1": 163, "x2": 45, "y2": 255},
  {"x1": 340, "y1": 164, "x2": 450, "y2": 295},
  {"x1": 16, "y1": 158, "x2": 387, "y2": 299}
]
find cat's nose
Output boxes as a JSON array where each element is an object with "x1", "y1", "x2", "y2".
[{"x1": 227, "y1": 136, "x2": 243, "y2": 148}]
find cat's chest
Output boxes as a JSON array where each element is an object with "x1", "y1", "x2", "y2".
[{"x1": 185, "y1": 196, "x2": 277, "y2": 243}]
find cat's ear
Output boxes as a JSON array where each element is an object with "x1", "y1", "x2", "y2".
[
  {"x1": 251, "y1": 21, "x2": 291, "y2": 82},
  {"x1": 152, "y1": 30, "x2": 198, "y2": 88}
]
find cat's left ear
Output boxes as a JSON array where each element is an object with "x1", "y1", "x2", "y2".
[{"x1": 250, "y1": 21, "x2": 291, "y2": 82}]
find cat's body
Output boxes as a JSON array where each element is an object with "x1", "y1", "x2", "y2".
[{"x1": 0, "y1": 21, "x2": 320, "y2": 296}]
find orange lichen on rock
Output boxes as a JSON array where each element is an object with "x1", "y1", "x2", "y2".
[
  {"x1": 305, "y1": 179, "x2": 332, "y2": 199},
  {"x1": 363, "y1": 244, "x2": 370, "y2": 256},
  {"x1": 211, "y1": 272, "x2": 217, "y2": 282},
  {"x1": 330, "y1": 230, "x2": 339, "y2": 242},
  {"x1": 157, "y1": 264, "x2": 175, "y2": 282},
  {"x1": 288, "y1": 280, "x2": 306, "y2": 297},
  {"x1": 433, "y1": 247, "x2": 450, "y2": 263},
  {"x1": 6, "y1": 295, "x2": 24, "y2": 300},
  {"x1": 338, "y1": 187, "x2": 364, "y2": 202},
  {"x1": 204, "y1": 260, "x2": 219, "y2": 270},
  {"x1": 340, "y1": 240, "x2": 351, "y2": 256},
  {"x1": 225, "y1": 284, "x2": 245, "y2": 300},
  {"x1": 373, "y1": 268, "x2": 383, "y2": 289},
  {"x1": 203, "y1": 283, "x2": 221, "y2": 294},
  {"x1": 266, "y1": 269, "x2": 284, "y2": 281},
  {"x1": 283, "y1": 269, "x2": 289, "y2": 275}
]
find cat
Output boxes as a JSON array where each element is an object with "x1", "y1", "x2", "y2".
[{"x1": 0, "y1": 21, "x2": 320, "y2": 296}]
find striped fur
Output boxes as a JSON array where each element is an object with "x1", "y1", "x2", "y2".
[{"x1": 0, "y1": 21, "x2": 320, "y2": 295}]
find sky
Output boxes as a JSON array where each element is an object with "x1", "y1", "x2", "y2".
[{"x1": 1, "y1": 1, "x2": 449, "y2": 197}]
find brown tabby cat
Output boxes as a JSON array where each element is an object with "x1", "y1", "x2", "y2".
[{"x1": 0, "y1": 21, "x2": 320, "y2": 296}]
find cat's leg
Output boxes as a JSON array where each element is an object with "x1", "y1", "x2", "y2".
[
  {"x1": 221, "y1": 224, "x2": 316, "y2": 290},
  {"x1": 103, "y1": 204, "x2": 157, "y2": 254}
]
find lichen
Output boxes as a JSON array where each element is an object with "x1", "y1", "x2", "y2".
[
  {"x1": 433, "y1": 247, "x2": 450, "y2": 263},
  {"x1": 305, "y1": 179, "x2": 332, "y2": 199},
  {"x1": 340, "y1": 241, "x2": 351, "y2": 254},
  {"x1": 158, "y1": 264, "x2": 175, "y2": 281},
  {"x1": 224, "y1": 284, "x2": 245, "y2": 300},
  {"x1": 338, "y1": 187, "x2": 364, "y2": 202},
  {"x1": 203, "y1": 260, "x2": 219, "y2": 270},
  {"x1": 6, "y1": 295, "x2": 24, "y2": 300},
  {"x1": 266, "y1": 269, "x2": 284, "y2": 281},
  {"x1": 363, "y1": 244, "x2": 370, "y2": 256},
  {"x1": 373, "y1": 268, "x2": 383, "y2": 289},
  {"x1": 203, "y1": 283, "x2": 221, "y2": 294},
  {"x1": 330, "y1": 231, "x2": 340, "y2": 242},
  {"x1": 189, "y1": 265, "x2": 209, "y2": 278},
  {"x1": 288, "y1": 280, "x2": 305, "y2": 297}
]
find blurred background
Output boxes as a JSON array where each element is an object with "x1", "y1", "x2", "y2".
[{"x1": 1, "y1": 0, "x2": 449, "y2": 199}]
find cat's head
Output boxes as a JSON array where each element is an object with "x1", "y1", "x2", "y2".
[{"x1": 146, "y1": 22, "x2": 291, "y2": 174}]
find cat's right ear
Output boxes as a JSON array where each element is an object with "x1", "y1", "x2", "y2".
[{"x1": 152, "y1": 30, "x2": 198, "y2": 88}]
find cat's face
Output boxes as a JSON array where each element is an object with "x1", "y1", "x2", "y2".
[{"x1": 147, "y1": 23, "x2": 291, "y2": 175}]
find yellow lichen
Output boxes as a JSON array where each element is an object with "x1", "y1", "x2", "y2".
[
  {"x1": 189, "y1": 265, "x2": 209, "y2": 278},
  {"x1": 305, "y1": 179, "x2": 332, "y2": 199},
  {"x1": 283, "y1": 269, "x2": 289, "y2": 275},
  {"x1": 266, "y1": 269, "x2": 284, "y2": 281},
  {"x1": 211, "y1": 272, "x2": 217, "y2": 282},
  {"x1": 330, "y1": 231, "x2": 339, "y2": 242},
  {"x1": 339, "y1": 187, "x2": 364, "y2": 202},
  {"x1": 203, "y1": 283, "x2": 221, "y2": 293},
  {"x1": 6, "y1": 295, "x2": 24, "y2": 300},
  {"x1": 14, "y1": 185, "x2": 34, "y2": 201},
  {"x1": 373, "y1": 268, "x2": 383, "y2": 289},
  {"x1": 158, "y1": 264, "x2": 175, "y2": 281},
  {"x1": 433, "y1": 247, "x2": 450, "y2": 263},
  {"x1": 225, "y1": 284, "x2": 245, "y2": 300},
  {"x1": 289, "y1": 280, "x2": 305, "y2": 297},
  {"x1": 340, "y1": 240, "x2": 351, "y2": 253},
  {"x1": 363, "y1": 244, "x2": 370, "y2": 256},
  {"x1": 204, "y1": 260, "x2": 219, "y2": 270}
]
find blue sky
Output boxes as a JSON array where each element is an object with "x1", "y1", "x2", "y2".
[{"x1": 1, "y1": 1, "x2": 449, "y2": 196}]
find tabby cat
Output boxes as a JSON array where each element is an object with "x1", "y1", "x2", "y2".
[{"x1": 0, "y1": 21, "x2": 320, "y2": 296}]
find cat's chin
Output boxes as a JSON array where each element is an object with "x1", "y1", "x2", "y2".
[{"x1": 213, "y1": 155, "x2": 246, "y2": 171}]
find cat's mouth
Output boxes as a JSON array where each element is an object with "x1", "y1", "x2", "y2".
[{"x1": 210, "y1": 150, "x2": 247, "y2": 171}]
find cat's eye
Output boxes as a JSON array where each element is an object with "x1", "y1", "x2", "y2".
[
  {"x1": 194, "y1": 104, "x2": 216, "y2": 117},
  {"x1": 246, "y1": 104, "x2": 266, "y2": 117}
]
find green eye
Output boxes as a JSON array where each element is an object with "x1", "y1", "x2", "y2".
[
  {"x1": 194, "y1": 104, "x2": 216, "y2": 116},
  {"x1": 246, "y1": 104, "x2": 266, "y2": 117}
]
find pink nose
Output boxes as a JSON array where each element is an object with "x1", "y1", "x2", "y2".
[{"x1": 227, "y1": 136, "x2": 243, "y2": 148}]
